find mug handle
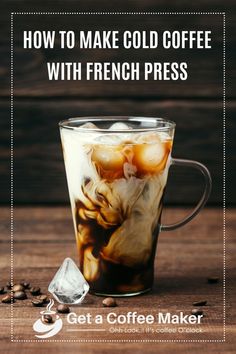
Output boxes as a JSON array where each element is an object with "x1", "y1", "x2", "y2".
[{"x1": 161, "y1": 158, "x2": 212, "y2": 232}]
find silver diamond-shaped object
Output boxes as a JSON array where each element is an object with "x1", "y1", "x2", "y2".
[{"x1": 48, "y1": 258, "x2": 89, "y2": 304}]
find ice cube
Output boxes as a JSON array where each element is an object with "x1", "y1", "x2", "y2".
[
  {"x1": 80, "y1": 122, "x2": 98, "y2": 129},
  {"x1": 48, "y1": 257, "x2": 89, "y2": 304},
  {"x1": 94, "y1": 134, "x2": 122, "y2": 145},
  {"x1": 109, "y1": 122, "x2": 131, "y2": 130},
  {"x1": 135, "y1": 132, "x2": 160, "y2": 144}
]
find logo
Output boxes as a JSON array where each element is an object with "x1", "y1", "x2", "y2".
[{"x1": 33, "y1": 299, "x2": 63, "y2": 339}]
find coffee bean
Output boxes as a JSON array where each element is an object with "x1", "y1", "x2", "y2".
[
  {"x1": 57, "y1": 304, "x2": 70, "y2": 313},
  {"x1": 6, "y1": 282, "x2": 12, "y2": 289},
  {"x1": 0, "y1": 287, "x2": 5, "y2": 294},
  {"x1": 102, "y1": 297, "x2": 117, "y2": 307},
  {"x1": 38, "y1": 295, "x2": 49, "y2": 303},
  {"x1": 13, "y1": 291, "x2": 27, "y2": 300},
  {"x1": 2, "y1": 294, "x2": 12, "y2": 303},
  {"x1": 20, "y1": 281, "x2": 30, "y2": 289},
  {"x1": 32, "y1": 299, "x2": 44, "y2": 307},
  {"x1": 192, "y1": 300, "x2": 207, "y2": 306},
  {"x1": 12, "y1": 284, "x2": 25, "y2": 292},
  {"x1": 192, "y1": 309, "x2": 204, "y2": 316},
  {"x1": 30, "y1": 287, "x2": 41, "y2": 295},
  {"x1": 43, "y1": 314, "x2": 53, "y2": 324},
  {"x1": 207, "y1": 277, "x2": 219, "y2": 284}
]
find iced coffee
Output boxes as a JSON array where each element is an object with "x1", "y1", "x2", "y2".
[{"x1": 60, "y1": 120, "x2": 173, "y2": 296}]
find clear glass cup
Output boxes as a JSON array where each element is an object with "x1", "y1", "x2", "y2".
[{"x1": 59, "y1": 117, "x2": 212, "y2": 297}]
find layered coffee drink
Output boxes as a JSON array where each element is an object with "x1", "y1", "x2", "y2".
[{"x1": 60, "y1": 120, "x2": 173, "y2": 295}]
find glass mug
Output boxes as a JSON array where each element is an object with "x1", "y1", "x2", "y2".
[{"x1": 59, "y1": 117, "x2": 211, "y2": 296}]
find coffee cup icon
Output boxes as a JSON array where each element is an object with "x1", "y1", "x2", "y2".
[{"x1": 33, "y1": 299, "x2": 63, "y2": 339}]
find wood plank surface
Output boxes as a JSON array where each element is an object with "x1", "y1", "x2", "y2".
[
  {"x1": 1, "y1": 98, "x2": 233, "y2": 204},
  {"x1": 1, "y1": 2, "x2": 235, "y2": 99},
  {"x1": 0, "y1": 3, "x2": 234, "y2": 205},
  {"x1": 0, "y1": 207, "x2": 235, "y2": 353},
  {"x1": 0, "y1": 2, "x2": 235, "y2": 351},
  {"x1": 1, "y1": 11, "x2": 233, "y2": 98}
]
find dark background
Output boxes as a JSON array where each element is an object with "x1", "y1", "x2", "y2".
[{"x1": 0, "y1": 0, "x2": 235, "y2": 206}]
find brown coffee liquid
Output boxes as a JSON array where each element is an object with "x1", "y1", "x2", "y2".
[{"x1": 74, "y1": 138, "x2": 171, "y2": 295}]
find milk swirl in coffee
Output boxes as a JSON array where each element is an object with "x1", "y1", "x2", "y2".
[{"x1": 60, "y1": 122, "x2": 173, "y2": 295}]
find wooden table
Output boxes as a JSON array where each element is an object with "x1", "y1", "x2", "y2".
[{"x1": 0, "y1": 207, "x2": 235, "y2": 353}]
